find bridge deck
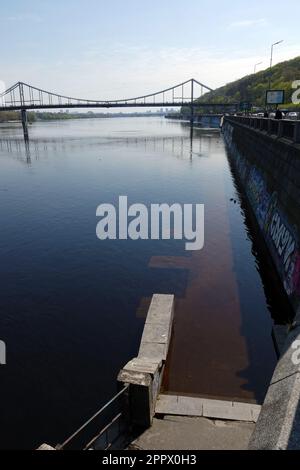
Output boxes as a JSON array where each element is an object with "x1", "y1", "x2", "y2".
[{"x1": 0, "y1": 102, "x2": 236, "y2": 111}]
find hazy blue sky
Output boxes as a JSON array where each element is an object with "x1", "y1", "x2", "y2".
[{"x1": 0, "y1": 0, "x2": 299, "y2": 100}]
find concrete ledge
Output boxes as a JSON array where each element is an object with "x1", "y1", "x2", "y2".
[
  {"x1": 249, "y1": 312, "x2": 300, "y2": 449},
  {"x1": 118, "y1": 294, "x2": 175, "y2": 428},
  {"x1": 156, "y1": 395, "x2": 261, "y2": 423},
  {"x1": 139, "y1": 293, "x2": 174, "y2": 359}
]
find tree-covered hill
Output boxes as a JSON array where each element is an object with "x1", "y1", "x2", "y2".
[{"x1": 197, "y1": 55, "x2": 300, "y2": 108}]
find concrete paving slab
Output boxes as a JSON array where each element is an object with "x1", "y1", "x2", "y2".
[
  {"x1": 138, "y1": 342, "x2": 167, "y2": 361},
  {"x1": 145, "y1": 294, "x2": 174, "y2": 325},
  {"x1": 203, "y1": 399, "x2": 253, "y2": 422},
  {"x1": 177, "y1": 396, "x2": 204, "y2": 416},
  {"x1": 155, "y1": 394, "x2": 261, "y2": 422},
  {"x1": 156, "y1": 395, "x2": 204, "y2": 416},
  {"x1": 141, "y1": 323, "x2": 169, "y2": 345},
  {"x1": 156, "y1": 395, "x2": 179, "y2": 414},
  {"x1": 130, "y1": 416, "x2": 255, "y2": 450}
]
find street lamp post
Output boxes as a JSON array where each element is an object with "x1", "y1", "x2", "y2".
[
  {"x1": 254, "y1": 62, "x2": 263, "y2": 74},
  {"x1": 268, "y1": 40, "x2": 283, "y2": 90}
]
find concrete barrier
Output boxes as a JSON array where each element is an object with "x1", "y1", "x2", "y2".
[
  {"x1": 118, "y1": 294, "x2": 174, "y2": 428},
  {"x1": 249, "y1": 308, "x2": 300, "y2": 449}
]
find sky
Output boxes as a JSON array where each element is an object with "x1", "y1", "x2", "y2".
[{"x1": 0, "y1": 0, "x2": 299, "y2": 101}]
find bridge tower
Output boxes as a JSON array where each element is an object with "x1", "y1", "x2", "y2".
[
  {"x1": 19, "y1": 83, "x2": 29, "y2": 140},
  {"x1": 190, "y1": 79, "x2": 194, "y2": 127},
  {"x1": 21, "y1": 109, "x2": 28, "y2": 141}
]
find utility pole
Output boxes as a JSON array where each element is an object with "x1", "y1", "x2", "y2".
[
  {"x1": 254, "y1": 62, "x2": 263, "y2": 74},
  {"x1": 268, "y1": 40, "x2": 283, "y2": 90}
]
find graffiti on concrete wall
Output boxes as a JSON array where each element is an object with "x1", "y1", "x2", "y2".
[
  {"x1": 268, "y1": 209, "x2": 300, "y2": 296},
  {"x1": 224, "y1": 122, "x2": 300, "y2": 300},
  {"x1": 247, "y1": 168, "x2": 271, "y2": 231},
  {"x1": 224, "y1": 122, "x2": 234, "y2": 146},
  {"x1": 224, "y1": 123, "x2": 251, "y2": 182},
  {"x1": 235, "y1": 153, "x2": 250, "y2": 182},
  {"x1": 247, "y1": 172, "x2": 300, "y2": 297}
]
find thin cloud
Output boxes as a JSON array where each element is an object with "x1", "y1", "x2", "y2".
[
  {"x1": 6, "y1": 14, "x2": 42, "y2": 23},
  {"x1": 228, "y1": 18, "x2": 267, "y2": 29}
]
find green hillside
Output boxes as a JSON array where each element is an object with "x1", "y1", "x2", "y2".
[{"x1": 197, "y1": 56, "x2": 300, "y2": 108}]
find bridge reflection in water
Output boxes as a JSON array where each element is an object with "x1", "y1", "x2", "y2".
[{"x1": 0, "y1": 123, "x2": 218, "y2": 165}]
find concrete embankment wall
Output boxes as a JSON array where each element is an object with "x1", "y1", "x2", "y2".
[
  {"x1": 223, "y1": 117, "x2": 300, "y2": 449},
  {"x1": 166, "y1": 114, "x2": 221, "y2": 128},
  {"x1": 223, "y1": 117, "x2": 300, "y2": 314}
]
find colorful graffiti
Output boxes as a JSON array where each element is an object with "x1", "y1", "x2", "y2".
[
  {"x1": 269, "y1": 210, "x2": 300, "y2": 296},
  {"x1": 247, "y1": 168, "x2": 271, "y2": 231},
  {"x1": 224, "y1": 122, "x2": 234, "y2": 146},
  {"x1": 224, "y1": 123, "x2": 300, "y2": 301}
]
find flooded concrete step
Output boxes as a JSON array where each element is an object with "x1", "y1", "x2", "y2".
[{"x1": 155, "y1": 394, "x2": 261, "y2": 423}]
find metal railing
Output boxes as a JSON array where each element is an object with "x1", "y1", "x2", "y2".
[
  {"x1": 227, "y1": 116, "x2": 300, "y2": 143},
  {"x1": 56, "y1": 385, "x2": 130, "y2": 450}
]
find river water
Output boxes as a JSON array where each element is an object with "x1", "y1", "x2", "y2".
[{"x1": 0, "y1": 117, "x2": 288, "y2": 449}]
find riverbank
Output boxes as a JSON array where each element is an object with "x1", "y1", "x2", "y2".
[{"x1": 0, "y1": 110, "x2": 167, "y2": 123}]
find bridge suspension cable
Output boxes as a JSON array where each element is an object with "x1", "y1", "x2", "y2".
[{"x1": 0, "y1": 79, "x2": 214, "y2": 110}]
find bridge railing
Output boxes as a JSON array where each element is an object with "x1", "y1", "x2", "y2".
[{"x1": 227, "y1": 116, "x2": 300, "y2": 144}]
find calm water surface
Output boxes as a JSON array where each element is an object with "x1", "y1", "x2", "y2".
[{"x1": 0, "y1": 117, "x2": 287, "y2": 449}]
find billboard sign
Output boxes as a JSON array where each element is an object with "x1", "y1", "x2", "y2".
[{"x1": 266, "y1": 90, "x2": 285, "y2": 105}]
